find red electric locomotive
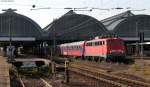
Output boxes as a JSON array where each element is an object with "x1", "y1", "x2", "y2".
[
  {"x1": 58, "y1": 36, "x2": 125, "y2": 62},
  {"x1": 84, "y1": 37, "x2": 125, "y2": 62}
]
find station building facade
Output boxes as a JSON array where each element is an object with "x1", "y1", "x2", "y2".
[
  {"x1": 101, "y1": 11, "x2": 150, "y2": 42},
  {"x1": 43, "y1": 10, "x2": 111, "y2": 44},
  {"x1": 0, "y1": 9, "x2": 43, "y2": 56},
  {"x1": 101, "y1": 11, "x2": 150, "y2": 56}
]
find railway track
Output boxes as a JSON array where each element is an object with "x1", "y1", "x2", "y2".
[
  {"x1": 69, "y1": 63, "x2": 150, "y2": 87},
  {"x1": 20, "y1": 77, "x2": 52, "y2": 87},
  {"x1": 71, "y1": 61, "x2": 113, "y2": 72}
]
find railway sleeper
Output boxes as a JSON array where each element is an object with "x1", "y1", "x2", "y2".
[
  {"x1": 69, "y1": 66, "x2": 150, "y2": 87},
  {"x1": 69, "y1": 68, "x2": 128, "y2": 87}
]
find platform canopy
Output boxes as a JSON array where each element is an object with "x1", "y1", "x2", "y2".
[
  {"x1": 101, "y1": 11, "x2": 150, "y2": 41},
  {"x1": 0, "y1": 8, "x2": 42, "y2": 41},
  {"x1": 43, "y1": 10, "x2": 111, "y2": 41}
]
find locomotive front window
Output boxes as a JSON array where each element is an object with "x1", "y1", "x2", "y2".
[{"x1": 108, "y1": 40, "x2": 123, "y2": 45}]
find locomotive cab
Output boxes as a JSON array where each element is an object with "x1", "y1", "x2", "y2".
[{"x1": 106, "y1": 38, "x2": 125, "y2": 62}]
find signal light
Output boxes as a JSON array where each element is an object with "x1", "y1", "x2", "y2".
[{"x1": 32, "y1": 5, "x2": 36, "y2": 8}]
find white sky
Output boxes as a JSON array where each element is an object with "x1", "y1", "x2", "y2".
[{"x1": 0, "y1": 0, "x2": 150, "y2": 28}]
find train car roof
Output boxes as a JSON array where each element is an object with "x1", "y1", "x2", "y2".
[
  {"x1": 59, "y1": 41, "x2": 85, "y2": 47},
  {"x1": 86, "y1": 37, "x2": 122, "y2": 42}
]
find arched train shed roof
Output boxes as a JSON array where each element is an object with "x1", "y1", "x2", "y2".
[
  {"x1": 0, "y1": 9, "x2": 42, "y2": 41},
  {"x1": 44, "y1": 10, "x2": 111, "y2": 40},
  {"x1": 102, "y1": 11, "x2": 150, "y2": 41}
]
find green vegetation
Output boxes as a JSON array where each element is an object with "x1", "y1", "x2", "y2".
[{"x1": 12, "y1": 65, "x2": 53, "y2": 76}]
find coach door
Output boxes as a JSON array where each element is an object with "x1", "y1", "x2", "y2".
[
  {"x1": 96, "y1": 41, "x2": 104, "y2": 57},
  {"x1": 101, "y1": 41, "x2": 105, "y2": 57}
]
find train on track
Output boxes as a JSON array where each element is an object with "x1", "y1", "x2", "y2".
[{"x1": 57, "y1": 36, "x2": 126, "y2": 62}]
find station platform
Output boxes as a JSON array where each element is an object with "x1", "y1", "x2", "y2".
[{"x1": 0, "y1": 56, "x2": 10, "y2": 87}]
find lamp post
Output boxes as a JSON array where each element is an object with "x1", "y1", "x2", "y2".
[
  {"x1": 52, "y1": 19, "x2": 57, "y2": 57},
  {"x1": 2, "y1": 8, "x2": 17, "y2": 62},
  {"x1": 135, "y1": 21, "x2": 139, "y2": 56},
  {"x1": 136, "y1": 21, "x2": 144, "y2": 57},
  {"x1": 53, "y1": 26, "x2": 56, "y2": 56},
  {"x1": 139, "y1": 31, "x2": 144, "y2": 57}
]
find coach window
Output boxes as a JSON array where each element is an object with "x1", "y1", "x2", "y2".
[
  {"x1": 95, "y1": 42, "x2": 98, "y2": 46},
  {"x1": 91, "y1": 42, "x2": 94, "y2": 46},
  {"x1": 99, "y1": 41, "x2": 100, "y2": 45},
  {"x1": 97, "y1": 42, "x2": 99, "y2": 45},
  {"x1": 101, "y1": 41, "x2": 103, "y2": 45},
  {"x1": 88, "y1": 42, "x2": 92, "y2": 46},
  {"x1": 97, "y1": 42, "x2": 100, "y2": 46},
  {"x1": 92, "y1": 42, "x2": 94, "y2": 46},
  {"x1": 100, "y1": 41, "x2": 102, "y2": 45},
  {"x1": 102, "y1": 41, "x2": 104, "y2": 45},
  {"x1": 99, "y1": 41, "x2": 101, "y2": 45},
  {"x1": 87, "y1": 43, "x2": 89, "y2": 46},
  {"x1": 89, "y1": 43, "x2": 91, "y2": 46},
  {"x1": 87, "y1": 43, "x2": 90, "y2": 46},
  {"x1": 95, "y1": 42, "x2": 97, "y2": 46},
  {"x1": 86, "y1": 43, "x2": 88, "y2": 46},
  {"x1": 90, "y1": 42, "x2": 92, "y2": 46},
  {"x1": 75, "y1": 46, "x2": 77, "y2": 50},
  {"x1": 92, "y1": 42, "x2": 95, "y2": 46},
  {"x1": 87, "y1": 43, "x2": 88, "y2": 46},
  {"x1": 74, "y1": 46, "x2": 75, "y2": 50},
  {"x1": 88, "y1": 43, "x2": 90, "y2": 46},
  {"x1": 98, "y1": 41, "x2": 100, "y2": 45},
  {"x1": 103, "y1": 41, "x2": 105, "y2": 45}
]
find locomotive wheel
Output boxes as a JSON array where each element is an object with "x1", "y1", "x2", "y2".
[
  {"x1": 106, "y1": 58, "x2": 111, "y2": 62},
  {"x1": 99, "y1": 57, "x2": 104, "y2": 62},
  {"x1": 94, "y1": 57, "x2": 99, "y2": 62},
  {"x1": 88, "y1": 57, "x2": 92, "y2": 61}
]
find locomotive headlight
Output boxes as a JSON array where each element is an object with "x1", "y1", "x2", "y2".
[
  {"x1": 110, "y1": 49, "x2": 124, "y2": 53},
  {"x1": 121, "y1": 50, "x2": 124, "y2": 53},
  {"x1": 119, "y1": 50, "x2": 124, "y2": 53}
]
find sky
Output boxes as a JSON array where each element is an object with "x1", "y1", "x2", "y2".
[{"x1": 0, "y1": 0, "x2": 150, "y2": 28}]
